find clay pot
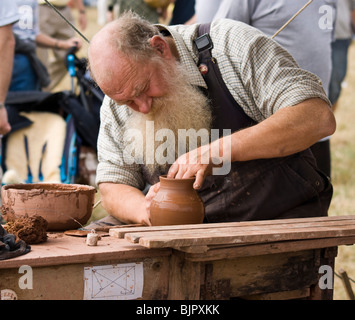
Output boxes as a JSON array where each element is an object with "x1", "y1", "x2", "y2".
[
  {"x1": 150, "y1": 176, "x2": 205, "y2": 226},
  {"x1": 1, "y1": 183, "x2": 96, "y2": 231}
]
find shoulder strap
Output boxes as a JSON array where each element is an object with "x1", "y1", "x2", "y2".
[
  {"x1": 194, "y1": 23, "x2": 213, "y2": 55},
  {"x1": 193, "y1": 22, "x2": 257, "y2": 132}
]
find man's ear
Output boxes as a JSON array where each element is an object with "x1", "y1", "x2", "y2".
[{"x1": 150, "y1": 35, "x2": 172, "y2": 58}]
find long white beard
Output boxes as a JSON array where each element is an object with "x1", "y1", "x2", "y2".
[{"x1": 123, "y1": 64, "x2": 212, "y2": 176}]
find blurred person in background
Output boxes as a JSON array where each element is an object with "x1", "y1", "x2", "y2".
[
  {"x1": 329, "y1": 0, "x2": 355, "y2": 111},
  {"x1": 10, "y1": 0, "x2": 82, "y2": 91},
  {"x1": 169, "y1": 0, "x2": 195, "y2": 25},
  {"x1": 37, "y1": 0, "x2": 87, "y2": 91},
  {"x1": 187, "y1": 0, "x2": 222, "y2": 24},
  {"x1": 0, "y1": 1, "x2": 20, "y2": 135},
  {"x1": 106, "y1": 0, "x2": 161, "y2": 23}
]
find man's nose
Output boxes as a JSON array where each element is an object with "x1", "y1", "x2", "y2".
[{"x1": 134, "y1": 94, "x2": 152, "y2": 114}]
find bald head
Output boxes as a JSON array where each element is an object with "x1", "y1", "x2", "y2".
[
  {"x1": 88, "y1": 12, "x2": 168, "y2": 92},
  {"x1": 89, "y1": 11, "x2": 160, "y2": 54},
  {"x1": 88, "y1": 23, "x2": 121, "y2": 88}
]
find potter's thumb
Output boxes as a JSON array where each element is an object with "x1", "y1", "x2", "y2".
[{"x1": 153, "y1": 182, "x2": 160, "y2": 192}]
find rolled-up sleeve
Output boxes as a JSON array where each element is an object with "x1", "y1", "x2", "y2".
[
  {"x1": 239, "y1": 34, "x2": 331, "y2": 119},
  {"x1": 210, "y1": 19, "x2": 331, "y2": 123}
]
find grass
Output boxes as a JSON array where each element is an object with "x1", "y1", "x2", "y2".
[
  {"x1": 60, "y1": 7, "x2": 355, "y2": 300},
  {"x1": 328, "y1": 41, "x2": 355, "y2": 300}
]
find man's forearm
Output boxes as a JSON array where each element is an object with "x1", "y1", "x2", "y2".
[
  {"x1": 218, "y1": 98, "x2": 336, "y2": 162},
  {"x1": 0, "y1": 25, "x2": 15, "y2": 103},
  {"x1": 99, "y1": 182, "x2": 150, "y2": 225}
]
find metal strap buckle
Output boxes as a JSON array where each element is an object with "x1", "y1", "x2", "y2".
[{"x1": 194, "y1": 33, "x2": 213, "y2": 52}]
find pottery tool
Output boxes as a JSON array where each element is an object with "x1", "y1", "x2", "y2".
[
  {"x1": 43, "y1": 0, "x2": 90, "y2": 44},
  {"x1": 64, "y1": 224, "x2": 144, "y2": 237},
  {"x1": 271, "y1": 0, "x2": 314, "y2": 39},
  {"x1": 64, "y1": 229, "x2": 92, "y2": 237},
  {"x1": 86, "y1": 229, "x2": 99, "y2": 246}
]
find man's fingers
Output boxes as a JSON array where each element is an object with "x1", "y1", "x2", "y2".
[
  {"x1": 167, "y1": 163, "x2": 178, "y2": 178},
  {"x1": 193, "y1": 170, "x2": 205, "y2": 189}
]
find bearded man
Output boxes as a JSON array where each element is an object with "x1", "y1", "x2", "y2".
[{"x1": 88, "y1": 11, "x2": 336, "y2": 226}]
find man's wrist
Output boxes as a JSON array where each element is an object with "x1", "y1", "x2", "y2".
[{"x1": 0, "y1": 102, "x2": 5, "y2": 109}]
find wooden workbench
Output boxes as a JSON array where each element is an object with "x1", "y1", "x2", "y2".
[{"x1": 1, "y1": 215, "x2": 355, "y2": 300}]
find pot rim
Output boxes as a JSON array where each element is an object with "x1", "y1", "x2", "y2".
[
  {"x1": 159, "y1": 175, "x2": 196, "y2": 181},
  {"x1": 1, "y1": 183, "x2": 96, "y2": 193}
]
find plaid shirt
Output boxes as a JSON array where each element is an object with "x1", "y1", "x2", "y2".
[{"x1": 96, "y1": 18, "x2": 330, "y2": 188}]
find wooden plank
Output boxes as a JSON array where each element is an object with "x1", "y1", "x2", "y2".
[
  {"x1": 132, "y1": 224, "x2": 355, "y2": 249},
  {"x1": 124, "y1": 220, "x2": 355, "y2": 241},
  {"x1": 119, "y1": 216, "x2": 355, "y2": 246},
  {"x1": 200, "y1": 263, "x2": 231, "y2": 299},
  {"x1": 185, "y1": 236, "x2": 355, "y2": 261},
  {"x1": 168, "y1": 252, "x2": 202, "y2": 299},
  {"x1": 109, "y1": 215, "x2": 355, "y2": 239},
  {"x1": 0, "y1": 233, "x2": 171, "y2": 269},
  {"x1": 125, "y1": 221, "x2": 355, "y2": 243},
  {"x1": 241, "y1": 288, "x2": 310, "y2": 300},
  {"x1": 210, "y1": 249, "x2": 319, "y2": 297},
  {"x1": 309, "y1": 247, "x2": 337, "y2": 300}
]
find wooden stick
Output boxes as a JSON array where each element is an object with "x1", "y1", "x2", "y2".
[
  {"x1": 339, "y1": 268, "x2": 355, "y2": 300},
  {"x1": 272, "y1": 0, "x2": 314, "y2": 39},
  {"x1": 93, "y1": 199, "x2": 101, "y2": 209}
]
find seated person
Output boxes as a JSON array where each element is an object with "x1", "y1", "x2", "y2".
[{"x1": 87, "y1": 12, "x2": 336, "y2": 226}]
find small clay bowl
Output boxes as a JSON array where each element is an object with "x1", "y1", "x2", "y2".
[{"x1": 1, "y1": 183, "x2": 96, "y2": 231}]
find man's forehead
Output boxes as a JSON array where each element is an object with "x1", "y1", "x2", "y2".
[
  {"x1": 90, "y1": 50, "x2": 133, "y2": 83},
  {"x1": 101, "y1": 61, "x2": 149, "y2": 98}
]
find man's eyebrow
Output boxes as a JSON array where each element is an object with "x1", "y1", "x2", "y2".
[
  {"x1": 113, "y1": 81, "x2": 150, "y2": 106},
  {"x1": 114, "y1": 100, "x2": 129, "y2": 106},
  {"x1": 134, "y1": 80, "x2": 150, "y2": 96}
]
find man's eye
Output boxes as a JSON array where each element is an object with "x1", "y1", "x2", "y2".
[{"x1": 115, "y1": 100, "x2": 132, "y2": 106}]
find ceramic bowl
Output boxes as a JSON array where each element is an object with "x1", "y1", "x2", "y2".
[{"x1": 1, "y1": 183, "x2": 96, "y2": 231}]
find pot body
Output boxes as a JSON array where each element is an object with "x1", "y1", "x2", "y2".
[
  {"x1": 150, "y1": 176, "x2": 205, "y2": 226},
  {"x1": 1, "y1": 183, "x2": 96, "y2": 231}
]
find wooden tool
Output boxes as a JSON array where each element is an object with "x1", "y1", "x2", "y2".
[{"x1": 64, "y1": 223, "x2": 144, "y2": 237}]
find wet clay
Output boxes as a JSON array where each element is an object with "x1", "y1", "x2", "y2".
[
  {"x1": 1, "y1": 183, "x2": 96, "y2": 231},
  {"x1": 150, "y1": 176, "x2": 205, "y2": 226},
  {"x1": 4, "y1": 215, "x2": 48, "y2": 244}
]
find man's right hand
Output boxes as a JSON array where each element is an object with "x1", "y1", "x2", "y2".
[{"x1": 144, "y1": 182, "x2": 160, "y2": 226}]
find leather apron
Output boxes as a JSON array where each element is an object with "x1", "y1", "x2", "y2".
[{"x1": 141, "y1": 23, "x2": 333, "y2": 222}]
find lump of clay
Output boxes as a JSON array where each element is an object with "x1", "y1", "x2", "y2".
[{"x1": 4, "y1": 215, "x2": 48, "y2": 244}]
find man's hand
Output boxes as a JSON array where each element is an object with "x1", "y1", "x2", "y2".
[
  {"x1": 144, "y1": 183, "x2": 160, "y2": 225},
  {"x1": 167, "y1": 144, "x2": 216, "y2": 189},
  {"x1": 99, "y1": 183, "x2": 151, "y2": 225},
  {"x1": 61, "y1": 37, "x2": 82, "y2": 50}
]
